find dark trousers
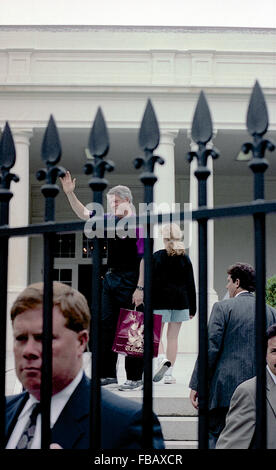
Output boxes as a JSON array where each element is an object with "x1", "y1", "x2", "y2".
[
  {"x1": 208, "y1": 407, "x2": 229, "y2": 448},
  {"x1": 101, "y1": 270, "x2": 144, "y2": 381}
]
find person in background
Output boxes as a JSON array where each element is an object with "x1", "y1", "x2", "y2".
[
  {"x1": 60, "y1": 172, "x2": 144, "y2": 391},
  {"x1": 152, "y1": 223, "x2": 196, "y2": 384},
  {"x1": 5, "y1": 282, "x2": 164, "y2": 449},
  {"x1": 189, "y1": 262, "x2": 276, "y2": 448},
  {"x1": 216, "y1": 323, "x2": 276, "y2": 449}
]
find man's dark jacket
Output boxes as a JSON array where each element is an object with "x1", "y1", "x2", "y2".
[
  {"x1": 189, "y1": 292, "x2": 276, "y2": 409},
  {"x1": 5, "y1": 374, "x2": 164, "y2": 449}
]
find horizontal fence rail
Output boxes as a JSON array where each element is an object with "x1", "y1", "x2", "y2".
[
  {"x1": 0, "y1": 200, "x2": 276, "y2": 239},
  {"x1": 0, "y1": 80, "x2": 275, "y2": 452}
]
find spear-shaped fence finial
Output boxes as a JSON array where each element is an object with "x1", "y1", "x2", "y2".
[
  {"x1": 242, "y1": 80, "x2": 275, "y2": 199},
  {"x1": 36, "y1": 115, "x2": 66, "y2": 221},
  {"x1": 83, "y1": 107, "x2": 114, "y2": 195},
  {"x1": 134, "y1": 99, "x2": 164, "y2": 188},
  {"x1": 0, "y1": 122, "x2": 19, "y2": 190},
  {"x1": 186, "y1": 91, "x2": 219, "y2": 206}
]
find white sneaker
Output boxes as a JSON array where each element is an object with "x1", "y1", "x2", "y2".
[
  {"x1": 153, "y1": 359, "x2": 171, "y2": 382},
  {"x1": 164, "y1": 375, "x2": 176, "y2": 384}
]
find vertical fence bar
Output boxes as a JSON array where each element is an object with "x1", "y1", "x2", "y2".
[
  {"x1": 41, "y1": 186, "x2": 58, "y2": 449},
  {"x1": 41, "y1": 230, "x2": 54, "y2": 449},
  {"x1": 187, "y1": 92, "x2": 219, "y2": 449},
  {"x1": 134, "y1": 100, "x2": 164, "y2": 448},
  {"x1": 243, "y1": 81, "x2": 275, "y2": 449},
  {"x1": 0, "y1": 193, "x2": 12, "y2": 449},
  {"x1": 37, "y1": 115, "x2": 65, "y2": 449},
  {"x1": 89, "y1": 194, "x2": 103, "y2": 451},
  {"x1": 253, "y1": 209, "x2": 267, "y2": 448},
  {"x1": 141, "y1": 179, "x2": 155, "y2": 448},
  {"x1": 0, "y1": 123, "x2": 18, "y2": 449},
  {"x1": 252, "y1": 159, "x2": 267, "y2": 450},
  {"x1": 84, "y1": 107, "x2": 113, "y2": 450},
  {"x1": 194, "y1": 160, "x2": 210, "y2": 449}
]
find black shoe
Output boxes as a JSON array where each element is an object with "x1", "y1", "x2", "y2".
[{"x1": 100, "y1": 377, "x2": 118, "y2": 386}]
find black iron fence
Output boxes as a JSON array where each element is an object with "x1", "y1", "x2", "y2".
[{"x1": 0, "y1": 80, "x2": 275, "y2": 451}]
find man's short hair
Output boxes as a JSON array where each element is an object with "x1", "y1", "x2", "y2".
[
  {"x1": 266, "y1": 323, "x2": 276, "y2": 342},
  {"x1": 227, "y1": 262, "x2": 256, "y2": 292},
  {"x1": 11, "y1": 282, "x2": 90, "y2": 332},
  {"x1": 106, "y1": 185, "x2": 133, "y2": 203}
]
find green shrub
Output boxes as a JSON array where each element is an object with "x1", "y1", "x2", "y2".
[{"x1": 266, "y1": 275, "x2": 276, "y2": 308}]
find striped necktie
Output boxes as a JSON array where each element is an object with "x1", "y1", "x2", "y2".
[{"x1": 16, "y1": 403, "x2": 41, "y2": 449}]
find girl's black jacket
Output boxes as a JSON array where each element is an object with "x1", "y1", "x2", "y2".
[{"x1": 152, "y1": 249, "x2": 196, "y2": 316}]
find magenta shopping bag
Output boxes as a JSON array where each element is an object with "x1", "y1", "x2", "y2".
[{"x1": 112, "y1": 308, "x2": 162, "y2": 357}]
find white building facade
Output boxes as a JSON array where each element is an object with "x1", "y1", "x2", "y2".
[{"x1": 0, "y1": 25, "x2": 276, "y2": 352}]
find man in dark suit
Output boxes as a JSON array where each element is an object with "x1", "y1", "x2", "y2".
[
  {"x1": 5, "y1": 282, "x2": 164, "y2": 449},
  {"x1": 189, "y1": 262, "x2": 276, "y2": 448},
  {"x1": 216, "y1": 323, "x2": 276, "y2": 449}
]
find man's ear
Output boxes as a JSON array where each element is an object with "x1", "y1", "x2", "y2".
[
  {"x1": 236, "y1": 278, "x2": 240, "y2": 288},
  {"x1": 78, "y1": 330, "x2": 89, "y2": 351}
]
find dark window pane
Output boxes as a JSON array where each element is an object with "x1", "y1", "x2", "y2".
[
  {"x1": 53, "y1": 233, "x2": 76, "y2": 258},
  {"x1": 53, "y1": 268, "x2": 72, "y2": 286},
  {"x1": 82, "y1": 233, "x2": 92, "y2": 258},
  {"x1": 60, "y1": 269, "x2": 72, "y2": 282},
  {"x1": 82, "y1": 233, "x2": 107, "y2": 259}
]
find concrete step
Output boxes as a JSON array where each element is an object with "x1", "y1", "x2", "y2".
[
  {"x1": 154, "y1": 397, "x2": 197, "y2": 417},
  {"x1": 165, "y1": 440, "x2": 198, "y2": 450},
  {"x1": 111, "y1": 391, "x2": 197, "y2": 417},
  {"x1": 159, "y1": 416, "x2": 198, "y2": 441}
]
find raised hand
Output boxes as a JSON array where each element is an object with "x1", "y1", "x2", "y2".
[{"x1": 59, "y1": 171, "x2": 76, "y2": 194}]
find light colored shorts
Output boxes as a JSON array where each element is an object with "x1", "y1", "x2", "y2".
[{"x1": 153, "y1": 309, "x2": 190, "y2": 323}]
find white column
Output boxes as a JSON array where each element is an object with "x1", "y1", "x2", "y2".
[
  {"x1": 206, "y1": 152, "x2": 219, "y2": 310},
  {"x1": 181, "y1": 143, "x2": 199, "y2": 354},
  {"x1": 183, "y1": 136, "x2": 218, "y2": 354},
  {"x1": 152, "y1": 130, "x2": 178, "y2": 358},
  {"x1": 153, "y1": 130, "x2": 178, "y2": 251},
  {"x1": 188, "y1": 137, "x2": 218, "y2": 313},
  {"x1": 7, "y1": 130, "x2": 32, "y2": 351},
  {"x1": 188, "y1": 150, "x2": 199, "y2": 292}
]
